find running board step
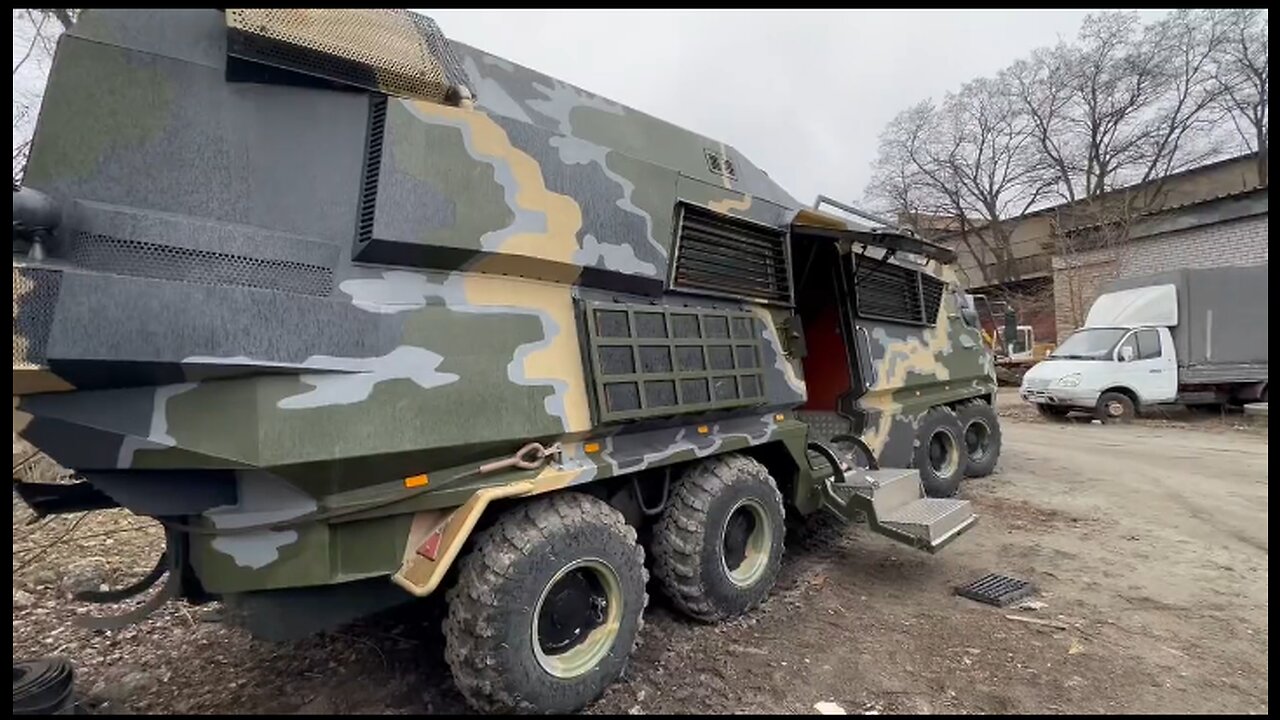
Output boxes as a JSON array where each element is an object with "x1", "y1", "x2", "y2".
[
  {"x1": 808, "y1": 441, "x2": 977, "y2": 554},
  {"x1": 878, "y1": 498, "x2": 976, "y2": 551}
]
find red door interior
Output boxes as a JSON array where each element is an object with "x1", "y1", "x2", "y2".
[{"x1": 800, "y1": 292, "x2": 852, "y2": 411}]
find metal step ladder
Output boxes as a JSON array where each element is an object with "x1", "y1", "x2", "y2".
[{"x1": 808, "y1": 441, "x2": 977, "y2": 553}]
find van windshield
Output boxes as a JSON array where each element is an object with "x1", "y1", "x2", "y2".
[{"x1": 1050, "y1": 327, "x2": 1127, "y2": 360}]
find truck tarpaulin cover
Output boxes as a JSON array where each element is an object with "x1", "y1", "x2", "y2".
[{"x1": 1100, "y1": 265, "x2": 1268, "y2": 370}]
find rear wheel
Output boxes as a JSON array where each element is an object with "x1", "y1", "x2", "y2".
[
  {"x1": 1096, "y1": 391, "x2": 1136, "y2": 423},
  {"x1": 957, "y1": 401, "x2": 1001, "y2": 478},
  {"x1": 652, "y1": 454, "x2": 785, "y2": 623},
  {"x1": 913, "y1": 407, "x2": 968, "y2": 498},
  {"x1": 444, "y1": 493, "x2": 648, "y2": 714}
]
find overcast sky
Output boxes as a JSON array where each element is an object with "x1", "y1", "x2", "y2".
[{"x1": 427, "y1": 9, "x2": 1169, "y2": 208}]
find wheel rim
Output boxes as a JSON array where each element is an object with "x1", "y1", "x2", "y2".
[
  {"x1": 721, "y1": 498, "x2": 773, "y2": 587},
  {"x1": 928, "y1": 428, "x2": 960, "y2": 478},
  {"x1": 963, "y1": 420, "x2": 990, "y2": 464},
  {"x1": 532, "y1": 558, "x2": 623, "y2": 678},
  {"x1": 1106, "y1": 400, "x2": 1125, "y2": 417}
]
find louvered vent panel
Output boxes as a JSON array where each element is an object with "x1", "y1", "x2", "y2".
[
  {"x1": 921, "y1": 273, "x2": 945, "y2": 324},
  {"x1": 855, "y1": 261, "x2": 922, "y2": 324},
  {"x1": 672, "y1": 205, "x2": 791, "y2": 305}
]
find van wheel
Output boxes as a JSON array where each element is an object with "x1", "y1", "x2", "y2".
[
  {"x1": 652, "y1": 454, "x2": 786, "y2": 623},
  {"x1": 444, "y1": 493, "x2": 648, "y2": 714},
  {"x1": 1096, "y1": 392, "x2": 1136, "y2": 423},
  {"x1": 957, "y1": 401, "x2": 1001, "y2": 478},
  {"x1": 913, "y1": 407, "x2": 969, "y2": 497}
]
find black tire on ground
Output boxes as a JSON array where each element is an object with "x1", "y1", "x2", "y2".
[
  {"x1": 913, "y1": 406, "x2": 969, "y2": 498},
  {"x1": 444, "y1": 492, "x2": 648, "y2": 715},
  {"x1": 652, "y1": 453, "x2": 786, "y2": 623},
  {"x1": 957, "y1": 401, "x2": 1002, "y2": 478},
  {"x1": 1096, "y1": 391, "x2": 1136, "y2": 423},
  {"x1": 1035, "y1": 404, "x2": 1071, "y2": 421}
]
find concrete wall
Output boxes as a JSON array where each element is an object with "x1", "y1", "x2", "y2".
[{"x1": 942, "y1": 154, "x2": 1261, "y2": 292}]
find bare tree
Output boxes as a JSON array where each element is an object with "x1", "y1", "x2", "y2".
[
  {"x1": 938, "y1": 77, "x2": 1056, "y2": 283},
  {"x1": 1007, "y1": 11, "x2": 1239, "y2": 203},
  {"x1": 1135, "y1": 9, "x2": 1233, "y2": 184},
  {"x1": 1213, "y1": 9, "x2": 1268, "y2": 185},
  {"x1": 866, "y1": 76, "x2": 1053, "y2": 287},
  {"x1": 1005, "y1": 44, "x2": 1081, "y2": 202},
  {"x1": 12, "y1": 8, "x2": 78, "y2": 186}
]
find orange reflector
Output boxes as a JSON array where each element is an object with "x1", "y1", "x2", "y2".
[
  {"x1": 404, "y1": 474, "x2": 429, "y2": 488},
  {"x1": 584, "y1": 442, "x2": 601, "y2": 454},
  {"x1": 696, "y1": 425, "x2": 710, "y2": 435},
  {"x1": 774, "y1": 413, "x2": 785, "y2": 422}
]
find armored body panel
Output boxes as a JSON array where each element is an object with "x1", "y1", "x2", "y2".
[{"x1": 13, "y1": 9, "x2": 994, "y2": 621}]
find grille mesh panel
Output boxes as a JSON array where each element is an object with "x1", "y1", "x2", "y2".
[{"x1": 69, "y1": 233, "x2": 333, "y2": 297}]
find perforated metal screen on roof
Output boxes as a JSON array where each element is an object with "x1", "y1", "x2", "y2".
[{"x1": 225, "y1": 9, "x2": 467, "y2": 103}]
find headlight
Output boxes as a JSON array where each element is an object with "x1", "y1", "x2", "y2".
[{"x1": 1055, "y1": 373, "x2": 1081, "y2": 387}]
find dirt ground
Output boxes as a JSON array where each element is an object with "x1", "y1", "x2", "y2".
[{"x1": 12, "y1": 392, "x2": 1269, "y2": 714}]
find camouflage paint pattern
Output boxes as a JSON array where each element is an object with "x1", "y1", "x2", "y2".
[
  {"x1": 12, "y1": 9, "x2": 991, "y2": 600},
  {"x1": 854, "y1": 257, "x2": 997, "y2": 468}
]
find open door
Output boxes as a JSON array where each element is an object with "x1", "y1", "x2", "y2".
[
  {"x1": 788, "y1": 215, "x2": 978, "y2": 553},
  {"x1": 790, "y1": 233, "x2": 869, "y2": 457}
]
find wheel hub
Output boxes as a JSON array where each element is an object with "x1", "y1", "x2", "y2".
[
  {"x1": 532, "y1": 559, "x2": 623, "y2": 679},
  {"x1": 964, "y1": 422, "x2": 990, "y2": 462},
  {"x1": 929, "y1": 429, "x2": 958, "y2": 476},
  {"x1": 537, "y1": 570, "x2": 605, "y2": 653},
  {"x1": 723, "y1": 509, "x2": 756, "y2": 570},
  {"x1": 720, "y1": 499, "x2": 772, "y2": 587}
]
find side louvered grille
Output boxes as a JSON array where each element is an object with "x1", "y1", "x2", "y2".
[
  {"x1": 854, "y1": 260, "x2": 947, "y2": 326},
  {"x1": 856, "y1": 262, "x2": 921, "y2": 323},
  {"x1": 921, "y1": 274, "x2": 944, "y2": 324},
  {"x1": 355, "y1": 95, "x2": 387, "y2": 245},
  {"x1": 672, "y1": 205, "x2": 791, "y2": 305}
]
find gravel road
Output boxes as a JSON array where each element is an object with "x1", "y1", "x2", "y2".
[{"x1": 12, "y1": 402, "x2": 1268, "y2": 714}]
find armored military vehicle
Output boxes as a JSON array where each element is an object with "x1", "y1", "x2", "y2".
[{"x1": 12, "y1": 9, "x2": 1000, "y2": 713}]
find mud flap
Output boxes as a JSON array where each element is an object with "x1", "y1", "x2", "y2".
[
  {"x1": 808, "y1": 441, "x2": 977, "y2": 554},
  {"x1": 391, "y1": 480, "x2": 536, "y2": 597}
]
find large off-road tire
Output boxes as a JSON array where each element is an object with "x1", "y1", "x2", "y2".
[
  {"x1": 652, "y1": 454, "x2": 786, "y2": 623},
  {"x1": 957, "y1": 401, "x2": 1002, "y2": 478},
  {"x1": 912, "y1": 406, "x2": 969, "y2": 498},
  {"x1": 1096, "y1": 391, "x2": 1136, "y2": 424},
  {"x1": 1035, "y1": 404, "x2": 1072, "y2": 422},
  {"x1": 444, "y1": 493, "x2": 648, "y2": 715}
]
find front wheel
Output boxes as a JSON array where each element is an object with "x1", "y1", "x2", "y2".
[
  {"x1": 444, "y1": 493, "x2": 648, "y2": 714},
  {"x1": 652, "y1": 454, "x2": 786, "y2": 623},
  {"x1": 1096, "y1": 391, "x2": 1136, "y2": 423}
]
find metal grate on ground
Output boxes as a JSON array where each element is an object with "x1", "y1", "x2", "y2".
[{"x1": 954, "y1": 573, "x2": 1035, "y2": 607}]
